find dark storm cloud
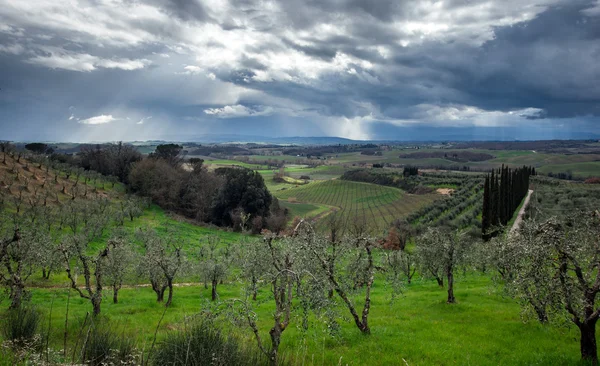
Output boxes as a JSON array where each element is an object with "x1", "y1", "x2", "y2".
[
  {"x1": 149, "y1": 0, "x2": 210, "y2": 22},
  {"x1": 0, "y1": 0, "x2": 599, "y2": 141}
]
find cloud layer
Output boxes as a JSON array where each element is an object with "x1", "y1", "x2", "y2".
[{"x1": 0, "y1": 0, "x2": 599, "y2": 141}]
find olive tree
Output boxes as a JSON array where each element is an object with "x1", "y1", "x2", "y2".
[
  {"x1": 230, "y1": 233, "x2": 326, "y2": 366},
  {"x1": 104, "y1": 231, "x2": 138, "y2": 304},
  {"x1": 0, "y1": 206, "x2": 54, "y2": 308},
  {"x1": 415, "y1": 228, "x2": 468, "y2": 303},
  {"x1": 485, "y1": 226, "x2": 553, "y2": 324},
  {"x1": 197, "y1": 236, "x2": 235, "y2": 301},
  {"x1": 138, "y1": 228, "x2": 183, "y2": 307},
  {"x1": 385, "y1": 249, "x2": 417, "y2": 285},
  {"x1": 498, "y1": 212, "x2": 600, "y2": 363},
  {"x1": 295, "y1": 219, "x2": 399, "y2": 334},
  {"x1": 60, "y1": 201, "x2": 111, "y2": 316}
]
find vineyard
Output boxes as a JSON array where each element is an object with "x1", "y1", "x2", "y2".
[
  {"x1": 405, "y1": 174, "x2": 485, "y2": 234},
  {"x1": 274, "y1": 180, "x2": 439, "y2": 231}
]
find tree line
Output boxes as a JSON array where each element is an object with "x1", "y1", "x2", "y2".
[{"x1": 481, "y1": 165, "x2": 535, "y2": 238}]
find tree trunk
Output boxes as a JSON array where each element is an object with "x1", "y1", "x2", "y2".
[
  {"x1": 268, "y1": 325, "x2": 282, "y2": 366},
  {"x1": 156, "y1": 290, "x2": 164, "y2": 302},
  {"x1": 533, "y1": 304, "x2": 548, "y2": 323},
  {"x1": 447, "y1": 268, "x2": 455, "y2": 303},
  {"x1": 113, "y1": 285, "x2": 119, "y2": 304},
  {"x1": 211, "y1": 279, "x2": 218, "y2": 301},
  {"x1": 151, "y1": 280, "x2": 166, "y2": 302},
  {"x1": 9, "y1": 285, "x2": 24, "y2": 309},
  {"x1": 91, "y1": 295, "x2": 101, "y2": 316},
  {"x1": 436, "y1": 276, "x2": 444, "y2": 287},
  {"x1": 579, "y1": 322, "x2": 598, "y2": 364},
  {"x1": 251, "y1": 275, "x2": 257, "y2": 301},
  {"x1": 165, "y1": 280, "x2": 173, "y2": 307}
]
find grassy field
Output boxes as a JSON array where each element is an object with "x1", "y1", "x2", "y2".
[
  {"x1": 535, "y1": 162, "x2": 600, "y2": 178},
  {"x1": 279, "y1": 201, "x2": 330, "y2": 221},
  {"x1": 274, "y1": 180, "x2": 440, "y2": 231},
  {"x1": 17, "y1": 273, "x2": 580, "y2": 366},
  {"x1": 1, "y1": 151, "x2": 596, "y2": 365}
]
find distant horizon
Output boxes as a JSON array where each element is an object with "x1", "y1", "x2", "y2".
[{"x1": 5, "y1": 134, "x2": 600, "y2": 145}]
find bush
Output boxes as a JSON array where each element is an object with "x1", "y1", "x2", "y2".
[
  {"x1": 1, "y1": 305, "x2": 41, "y2": 344},
  {"x1": 585, "y1": 177, "x2": 600, "y2": 184},
  {"x1": 153, "y1": 320, "x2": 269, "y2": 366},
  {"x1": 81, "y1": 324, "x2": 137, "y2": 366}
]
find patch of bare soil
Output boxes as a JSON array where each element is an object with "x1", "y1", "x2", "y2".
[{"x1": 436, "y1": 188, "x2": 455, "y2": 195}]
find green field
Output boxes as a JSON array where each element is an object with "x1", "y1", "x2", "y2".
[
  {"x1": 274, "y1": 180, "x2": 440, "y2": 231},
  {"x1": 18, "y1": 273, "x2": 580, "y2": 366},
  {"x1": 279, "y1": 201, "x2": 329, "y2": 221},
  {"x1": 535, "y1": 161, "x2": 600, "y2": 178}
]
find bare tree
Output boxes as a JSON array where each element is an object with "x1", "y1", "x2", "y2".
[
  {"x1": 0, "y1": 141, "x2": 14, "y2": 164},
  {"x1": 498, "y1": 212, "x2": 600, "y2": 363}
]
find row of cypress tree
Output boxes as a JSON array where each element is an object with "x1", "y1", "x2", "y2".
[{"x1": 482, "y1": 165, "x2": 535, "y2": 238}]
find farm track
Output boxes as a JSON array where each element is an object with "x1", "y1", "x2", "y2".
[{"x1": 510, "y1": 189, "x2": 534, "y2": 234}]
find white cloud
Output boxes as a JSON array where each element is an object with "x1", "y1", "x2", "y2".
[
  {"x1": 96, "y1": 58, "x2": 150, "y2": 70},
  {"x1": 204, "y1": 105, "x2": 274, "y2": 118},
  {"x1": 137, "y1": 116, "x2": 152, "y2": 125},
  {"x1": 78, "y1": 114, "x2": 117, "y2": 125},
  {"x1": 0, "y1": 43, "x2": 25, "y2": 55},
  {"x1": 26, "y1": 48, "x2": 150, "y2": 72},
  {"x1": 583, "y1": 1, "x2": 600, "y2": 16},
  {"x1": 379, "y1": 104, "x2": 547, "y2": 127},
  {"x1": 182, "y1": 65, "x2": 203, "y2": 74}
]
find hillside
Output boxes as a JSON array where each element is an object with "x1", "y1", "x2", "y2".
[{"x1": 0, "y1": 153, "x2": 124, "y2": 207}]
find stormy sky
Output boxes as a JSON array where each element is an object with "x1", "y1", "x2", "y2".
[{"x1": 0, "y1": 0, "x2": 599, "y2": 142}]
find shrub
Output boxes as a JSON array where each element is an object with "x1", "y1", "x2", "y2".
[
  {"x1": 1, "y1": 305, "x2": 41, "y2": 344},
  {"x1": 585, "y1": 177, "x2": 600, "y2": 184},
  {"x1": 81, "y1": 324, "x2": 137, "y2": 366},
  {"x1": 152, "y1": 320, "x2": 269, "y2": 366}
]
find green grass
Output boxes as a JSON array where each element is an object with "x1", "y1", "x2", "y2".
[
  {"x1": 536, "y1": 162, "x2": 600, "y2": 178},
  {"x1": 274, "y1": 180, "x2": 440, "y2": 231},
  {"x1": 280, "y1": 201, "x2": 330, "y2": 221},
  {"x1": 15, "y1": 274, "x2": 580, "y2": 365},
  {"x1": 205, "y1": 160, "x2": 270, "y2": 170}
]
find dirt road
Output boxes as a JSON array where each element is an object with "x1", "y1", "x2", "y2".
[{"x1": 510, "y1": 189, "x2": 534, "y2": 235}]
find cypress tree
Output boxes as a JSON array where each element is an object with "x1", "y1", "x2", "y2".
[{"x1": 482, "y1": 175, "x2": 490, "y2": 235}]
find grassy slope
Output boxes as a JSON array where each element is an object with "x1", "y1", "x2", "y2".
[
  {"x1": 280, "y1": 201, "x2": 329, "y2": 221},
  {"x1": 26, "y1": 274, "x2": 578, "y2": 366}
]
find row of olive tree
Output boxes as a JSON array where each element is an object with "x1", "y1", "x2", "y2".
[{"x1": 485, "y1": 211, "x2": 600, "y2": 363}]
